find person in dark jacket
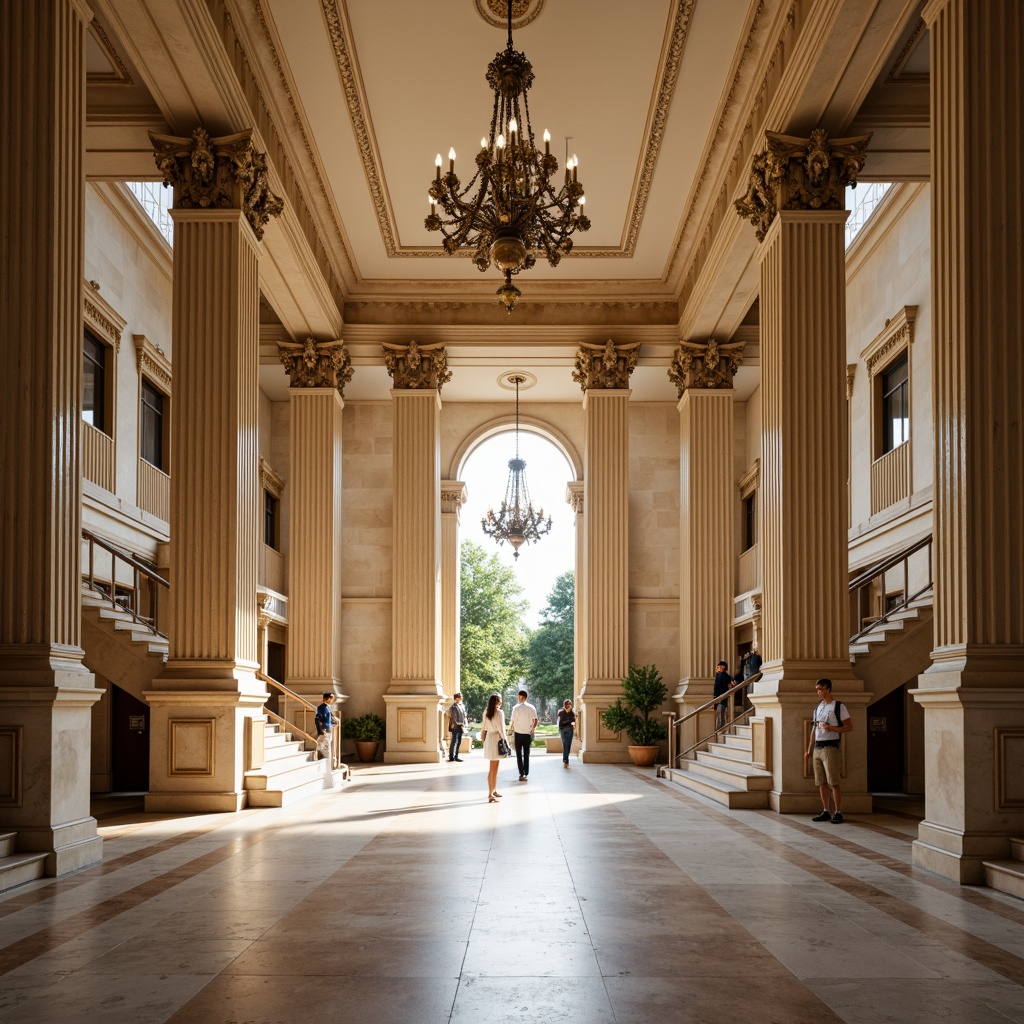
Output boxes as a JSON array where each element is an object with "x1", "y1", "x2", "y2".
[{"x1": 713, "y1": 661, "x2": 732, "y2": 733}]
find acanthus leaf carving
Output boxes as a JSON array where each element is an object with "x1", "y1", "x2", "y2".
[
  {"x1": 382, "y1": 340, "x2": 452, "y2": 391},
  {"x1": 149, "y1": 127, "x2": 285, "y2": 241},
  {"x1": 668, "y1": 338, "x2": 744, "y2": 396},
  {"x1": 735, "y1": 128, "x2": 872, "y2": 242},
  {"x1": 571, "y1": 339, "x2": 640, "y2": 392},
  {"x1": 279, "y1": 338, "x2": 353, "y2": 395}
]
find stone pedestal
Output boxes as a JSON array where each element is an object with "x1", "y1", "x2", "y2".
[
  {"x1": 912, "y1": 0, "x2": 1024, "y2": 882},
  {"x1": 0, "y1": 0, "x2": 102, "y2": 873}
]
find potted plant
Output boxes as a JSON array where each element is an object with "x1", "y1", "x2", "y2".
[
  {"x1": 342, "y1": 713, "x2": 386, "y2": 763},
  {"x1": 600, "y1": 663, "x2": 668, "y2": 767}
]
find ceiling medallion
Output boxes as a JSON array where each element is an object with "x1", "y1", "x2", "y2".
[
  {"x1": 474, "y1": 0, "x2": 544, "y2": 30},
  {"x1": 427, "y1": 0, "x2": 589, "y2": 312}
]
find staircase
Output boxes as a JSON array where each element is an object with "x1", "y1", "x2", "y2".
[
  {"x1": 0, "y1": 832, "x2": 48, "y2": 893},
  {"x1": 660, "y1": 723, "x2": 772, "y2": 809},
  {"x1": 244, "y1": 720, "x2": 347, "y2": 807},
  {"x1": 848, "y1": 592, "x2": 933, "y2": 696},
  {"x1": 983, "y1": 839, "x2": 1024, "y2": 900}
]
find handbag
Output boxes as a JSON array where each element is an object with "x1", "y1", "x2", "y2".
[{"x1": 497, "y1": 737, "x2": 511, "y2": 758}]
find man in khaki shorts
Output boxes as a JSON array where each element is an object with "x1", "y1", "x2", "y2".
[{"x1": 804, "y1": 678, "x2": 852, "y2": 823}]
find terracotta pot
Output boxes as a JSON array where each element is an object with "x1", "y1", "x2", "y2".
[
  {"x1": 627, "y1": 745, "x2": 660, "y2": 767},
  {"x1": 354, "y1": 740, "x2": 380, "y2": 763}
]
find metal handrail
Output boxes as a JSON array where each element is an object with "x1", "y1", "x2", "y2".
[
  {"x1": 256, "y1": 669, "x2": 342, "y2": 769},
  {"x1": 662, "y1": 671, "x2": 763, "y2": 771},
  {"x1": 82, "y1": 527, "x2": 169, "y2": 637},
  {"x1": 849, "y1": 534, "x2": 933, "y2": 644}
]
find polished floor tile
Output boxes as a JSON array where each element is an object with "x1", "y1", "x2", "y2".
[{"x1": 1, "y1": 753, "x2": 1022, "y2": 1023}]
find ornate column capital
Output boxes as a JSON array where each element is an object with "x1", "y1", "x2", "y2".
[
  {"x1": 279, "y1": 337, "x2": 353, "y2": 395},
  {"x1": 572, "y1": 339, "x2": 640, "y2": 392},
  {"x1": 440, "y1": 481, "x2": 468, "y2": 515},
  {"x1": 565, "y1": 481, "x2": 584, "y2": 515},
  {"x1": 383, "y1": 340, "x2": 452, "y2": 390},
  {"x1": 734, "y1": 128, "x2": 871, "y2": 242},
  {"x1": 149, "y1": 127, "x2": 284, "y2": 240},
  {"x1": 668, "y1": 338, "x2": 744, "y2": 396}
]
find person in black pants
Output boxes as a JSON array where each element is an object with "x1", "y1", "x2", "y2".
[{"x1": 509, "y1": 689, "x2": 538, "y2": 781}]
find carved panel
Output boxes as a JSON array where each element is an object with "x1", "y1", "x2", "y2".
[
  {"x1": 750, "y1": 716, "x2": 771, "y2": 771},
  {"x1": 397, "y1": 707, "x2": 427, "y2": 743},
  {"x1": 995, "y1": 728, "x2": 1024, "y2": 809},
  {"x1": 0, "y1": 727, "x2": 23, "y2": 806},
  {"x1": 169, "y1": 719, "x2": 216, "y2": 776}
]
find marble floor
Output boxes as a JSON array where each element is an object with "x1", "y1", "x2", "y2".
[{"x1": 1, "y1": 754, "x2": 1023, "y2": 1024}]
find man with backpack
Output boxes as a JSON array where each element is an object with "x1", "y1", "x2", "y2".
[{"x1": 804, "y1": 678, "x2": 852, "y2": 823}]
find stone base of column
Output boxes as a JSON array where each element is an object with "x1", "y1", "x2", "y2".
[
  {"x1": 383, "y1": 692, "x2": 445, "y2": 764},
  {"x1": 672, "y1": 678, "x2": 717, "y2": 762},
  {"x1": 0, "y1": 670, "x2": 104, "y2": 876},
  {"x1": 144, "y1": 686, "x2": 268, "y2": 813},
  {"x1": 749, "y1": 663, "x2": 873, "y2": 814},
  {"x1": 579, "y1": 679, "x2": 632, "y2": 763},
  {"x1": 911, "y1": 674, "x2": 1024, "y2": 884}
]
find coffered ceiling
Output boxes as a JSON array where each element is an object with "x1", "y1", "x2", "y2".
[{"x1": 85, "y1": 0, "x2": 927, "y2": 403}]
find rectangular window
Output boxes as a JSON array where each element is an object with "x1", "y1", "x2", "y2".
[
  {"x1": 83, "y1": 330, "x2": 107, "y2": 432},
  {"x1": 264, "y1": 490, "x2": 278, "y2": 549},
  {"x1": 743, "y1": 493, "x2": 756, "y2": 551},
  {"x1": 140, "y1": 379, "x2": 165, "y2": 469},
  {"x1": 881, "y1": 353, "x2": 909, "y2": 453}
]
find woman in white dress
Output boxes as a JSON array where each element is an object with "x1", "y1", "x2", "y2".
[{"x1": 481, "y1": 693, "x2": 507, "y2": 803}]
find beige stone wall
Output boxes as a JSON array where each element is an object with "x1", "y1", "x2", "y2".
[
  {"x1": 340, "y1": 401, "x2": 394, "y2": 714},
  {"x1": 846, "y1": 183, "x2": 933, "y2": 556}
]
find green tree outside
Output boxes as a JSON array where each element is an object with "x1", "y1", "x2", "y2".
[
  {"x1": 459, "y1": 540, "x2": 530, "y2": 718},
  {"x1": 525, "y1": 571, "x2": 575, "y2": 712}
]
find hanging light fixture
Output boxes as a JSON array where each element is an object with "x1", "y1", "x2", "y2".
[
  {"x1": 426, "y1": 0, "x2": 590, "y2": 313},
  {"x1": 482, "y1": 375, "x2": 552, "y2": 558}
]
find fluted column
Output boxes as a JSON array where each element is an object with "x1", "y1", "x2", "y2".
[
  {"x1": 573, "y1": 341, "x2": 638, "y2": 762},
  {"x1": 566, "y1": 482, "x2": 585, "y2": 751},
  {"x1": 144, "y1": 128, "x2": 283, "y2": 812},
  {"x1": 913, "y1": 0, "x2": 1024, "y2": 883},
  {"x1": 735, "y1": 129, "x2": 872, "y2": 811},
  {"x1": 280, "y1": 340, "x2": 351, "y2": 716},
  {"x1": 440, "y1": 481, "x2": 468, "y2": 699},
  {"x1": 0, "y1": 0, "x2": 102, "y2": 874},
  {"x1": 670, "y1": 340, "x2": 743, "y2": 752},
  {"x1": 382, "y1": 342, "x2": 449, "y2": 763}
]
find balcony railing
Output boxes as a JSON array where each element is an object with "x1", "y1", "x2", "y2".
[
  {"x1": 870, "y1": 440, "x2": 911, "y2": 515},
  {"x1": 137, "y1": 458, "x2": 170, "y2": 522},
  {"x1": 83, "y1": 422, "x2": 115, "y2": 492}
]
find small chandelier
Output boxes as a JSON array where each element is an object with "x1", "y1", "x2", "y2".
[
  {"x1": 482, "y1": 375, "x2": 552, "y2": 558},
  {"x1": 426, "y1": 0, "x2": 590, "y2": 313}
]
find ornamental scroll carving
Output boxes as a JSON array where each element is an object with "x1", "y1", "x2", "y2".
[
  {"x1": 382, "y1": 340, "x2": 452, "y2": 391},
  {"x1": 571, "y1": 339, "x2": 640, "y2": 392},
  {"x1": 279, "y1": 338, "x2": 353, "y2": 394},
  {"x1": 734, "y1": 128, "x2": 871, "y2": 242},
  {"x1": 668, "y1": 338, "x2": 744, "y2": 396},
  {"x1": 149, "y1": 127, "x2": 284, "y2": 241}
]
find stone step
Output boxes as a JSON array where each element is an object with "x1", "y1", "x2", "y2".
[
  {"x1": 247, "y1": 752, "x2": 318, "y2": 783},
  {"x1": 689, "y1": 753, "x2": 774, "y2": 790},
  {"x1": 659, "y1": 766, "x2": 769, "y2": 809},
  {"x1": 246, "y1": 769, "x2": 344, "y2": 808},
  {"x1": 0, "y1": 831, "x2": 15, "y2": 857},
  {"x1": 982, "y1": 860, "x2": 1024, "y2": 900},
  {"x1": 0, "y1": 849, "x2": 48, "y2": 893},
  {"x1": 1010, "y1": 837, "x2": 1024, "y2": 861}
]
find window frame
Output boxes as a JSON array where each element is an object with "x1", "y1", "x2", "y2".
[
  {"x1": 259, "y1": 457, "x2": 285, "y2": 553},
  {"x1": 83, "y1": 281, "x2": 124, "y2": 436},
  {"x1": 862, "y1": 306, "x2": 916, "y2": 462}
]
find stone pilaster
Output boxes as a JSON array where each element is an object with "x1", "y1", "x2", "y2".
[
  {"x1": 566, "y1": 482, "x2": 585, "y2": 749},
  {"x1": 144, "y1": 129, "x2": 283, "y2": 812},
  {"x1": 573, "y1": 341, "x2": 638, "y2": 762},
  {"x1": 736, "y1": 129, "x2": 872, "y2": 812},
  {"x1": 440, "y1": 482, "x2": 468, "y2": 699},
  {"x1": 669, "y1": 339, "x2": 743, "y2": 753},
  {"x1": 0, "y1": 0, "x2": 103, "y2": 874},
  {"x1": 912, "y1": 0, "x2": 1024, "y2": 883},
  {"x1": 382, "y1": 342, "x2": 449, "y2": 763},
  {"x1": 280, "y1": 339, "x2": 351, "y2": 713}
]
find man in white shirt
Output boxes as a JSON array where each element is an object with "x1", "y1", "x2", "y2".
[
  {"x1": 509, "y1": 689, "x2": 538, "y2": 781},
  {"x1": 804, "y1": 678, "x2": 853, "y2": 823}
]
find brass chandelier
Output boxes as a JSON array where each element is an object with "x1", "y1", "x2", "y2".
[
  {"x1": 482, "y1": 375, "x2": 552, "y2": 558},
  {"x1": 426, "y1": 0, "x2": 590, "y2": 313}
]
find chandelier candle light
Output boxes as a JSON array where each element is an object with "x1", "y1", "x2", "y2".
[
  {"x1": 481, "y1": 375, "x2": 552, "y2": 558},
  {"x1": 426, "y1": 0, "x2": 590, "y2": 313}
]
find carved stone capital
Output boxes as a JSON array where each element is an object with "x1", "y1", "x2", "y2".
[
  {"x1": 668, "y1": 338, "x2": 744, "y2": 396},
  {"x1": 149, "y1": 127, "x2": 284, "y2": 241},
  {"x1": 441, "y1": 481, "x2": 468, "y2": 515},
  {"x1": 734, "y1": 128, "x2": 872, "y2": 242},
  {"x1": 382, "y1": 340, "x2": 452, "y2": 391},
  {"x1": 571, "y1": 339, "x2": 640, "y2": 392},
  {"x1": 566, "y1": 481, "x2": 584, "y2": 515},
  {"x1": 279, "y1": 337, "x2": 353, "y2": 394}
]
